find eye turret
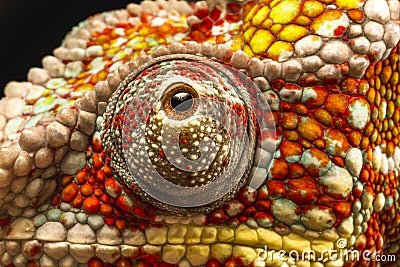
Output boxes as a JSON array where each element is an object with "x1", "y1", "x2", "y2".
[{"x1": 102, "y1": 55, "x2": 275, "y2": 214}]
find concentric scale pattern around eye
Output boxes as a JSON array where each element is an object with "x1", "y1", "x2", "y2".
[
  {"x1": 102, "y1": 55, "x2": 264, "y2": 213},
  {"x1": 0, "y1": 0, "x2": 399, "y2": 266}
]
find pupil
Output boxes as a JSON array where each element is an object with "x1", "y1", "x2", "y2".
[{"x1": 171, "y1": 91, "x2": 193, "y2": 112}]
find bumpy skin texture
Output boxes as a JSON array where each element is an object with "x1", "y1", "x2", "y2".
[{"x1": 0, "y1": 0, "x2": 400, "y2": 266}]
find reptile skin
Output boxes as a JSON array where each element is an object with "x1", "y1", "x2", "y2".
[{"x1": 0, "y1": 0, "x2": 399, "y2": 266}]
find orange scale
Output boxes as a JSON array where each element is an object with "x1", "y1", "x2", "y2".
[
  {"x1": 313, "y1": 109, "x2": 333, "y2": 126},
  {"x1": 393, "y1": 136, "x2": 399, "y2": 146},
  {"x1": 270, "y1": 158, "x2": 289, "y2": 179},
  {"x1": 285, "y1": 131, "x2": 299, "y2": 142},
  {"x1": 325, "y1": 129, "x2": 351, "y2": 156},
  {"x1": 72, "y1": 194, "x2": 83, "y2": 209},
  {"x1": 96, "y1": 170, "x2": 107, "y2": 184},
  {"x1": 133, "y1": 207, "x2": 148, "y2": 218},
  {"x1": 77, "y1": 69, "x2": 90, "y2": 79},
  {"x1": 210, "y1": 7, "x2": 222, "y2": 21},
  {"x1": 94, "y1": 188, "x2": 103, "y2": 197},
  {"x1": 333, "y1": 201, "x2": 352, "y2": 219},
  {"x1": 51, "y1": 195, "x2": 60, "y2": 206},
  {"x1": 366, "y1": 167, "x2": 376, "y2": 183},
  {"x1": 94, "y1": 35, "x2": 111, "y2": 46},
  {"x1": 227, "y1": 2, "x2": 242, "y2": 13},
  {"x1": 256, "y1": 186, "x2": 269, "y2": 200},
  {"x1": 386, "y1": 141, "x2": 395, "y2": 157},
  {"x1": 237, "y1": 187, "x2": 257, "y2": 206},
  {"x1": 105, "y1": 177, "x2": 123, "y2": 197},
  {"x1": 325, "y1": 94, "x2": 348, "y2": 117},
  {"x1": 61, "y1": 183, "x2": 79, "y2": 203},
  {"x1": 375, "y1": 184, "x2": 381, "y2": 192},
  {"x1": 347, "y1": 9, "x2": 365, "y2": 22},
  {"x1": 279, "y1": 112, "x2": 298, "y2": 130},
  {"x1": 384, "y1": 186, "x2": 392, "y2": 196},
  {"x1": 115, "y1": 219, "x2": 127, "y2": 231},
  {"x1": 375, "y1": 234, "x2": 384, "y2": 251},
  {"x1": 73, "y1": 78, "x2": 90, "y2": 88},
  {"x1": 352, "y1": 185, "x2": 364, "y2": 200},
  {"x1": 280, "y1": 140, "x2": 303, "y2": 160},
  {"x1": 366, "y1": 236, "x2": 376, "y2": 250},
  {"x1": 297, "y1": 117, "x2": 324, "y2": 142},
  {"x1": 101, "y1": 194, "x2": 110, "y2": 203},
  {"x1": 300, "y1": 139, "x2": 313, "y2": 149},
  {"x1": 75, "y1": 170, "x2": 89, "y2": 185},
  {"x1": 313, "y1": 138, "x2": 326, "y2": 150},
  {"x1": 194, "y1": 7, "x2": 209, "y2": 19},
  {"x1": 266, "y1": 180, "x2": 286, "y2": 199},
  {"x1": 80, "y1": 183, "x2": 94, "y2": 196},
  {"x1": 341, "y1": 77, "x2": 359, "y2": 95},
  {"x1": 206, "y1": 208, "x2": 226, "y2": 224},
  {"x1": 83, "y1": 196, "x2": 101, "y2": 214},
  {"x1": 286, "y1": 176, "x2": 320, "y2": 205},
  {"x1": 216, "y1": 35, "x2": 227, "y2": 44},
  {"x1": 92, "y1": 153, "x2": 104, "y2": 169},
  {"x1": 239, "y1": 216, "x2": 248, "y2": 223},
  {"x1": 198, "y1": 17, "x2": 213, "y2": 33},
  {"x1": 116, "y1": 194, "x2": 134, "y2": 213},
  {"x1": 332, "y1": 156, "x2": 345, "y2": 167},
  {"x1": 394, "y1": 214, "x2": 400, "y2": 227},
  {"x1": 303, "y1": 86, "x2": 329, "y2": 109},
  {"x1": 110, "y1": 30, "x2": 125, "y2": 40},
  {"x1": 103, "y1": 163, "x2": 113, "y2": 177},
  {"x1": 243, "y1": 206, "x2": 256, "y2": 216},
  {"x1": 292, "y1": 103, "x2": 309, "y2": 116},
  {"x1": 288, "y1": 163, "x2": 305, "y2": 179},
  {"x1": 225, "y1": 13, "x2": 242, "y2": 23},
  {"x1": 104, "y1": 217, "x2": 116, "y2": 226},
  {"x1": 255, "y1": 200, "x2": 271, "y2": 212},
  {"x1": 188, "y1": 30, "x2": 208, "y2": 42},
  {"x1": 66, "y1": 78, "x2": 77, "y2": 85},
  {"x1": 348, "y1": 131, "x2": 362, "y2": 147},
  {"x1": 95, "y1": 71, "x2": 109, "y2": 83},
  {"x1": 88, "y1": 176, "x2": 96, "y2": 185},
  {"x1": 100, "y1": 203, "x2": 114, "y2": 216},
  {"x1": 271, "y1": 79, "x2": 285, "y2": 90}
]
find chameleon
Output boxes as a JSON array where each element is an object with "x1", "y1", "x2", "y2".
[{"x1": 0, "y1": 0, "x2": 399, "y2": 266}]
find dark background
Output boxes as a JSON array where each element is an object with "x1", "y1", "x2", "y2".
[{"x1": 0, "y1": 0, "x2": 142, "y2": 97}]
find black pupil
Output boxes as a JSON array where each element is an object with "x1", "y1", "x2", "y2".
[{"x1": 171, "y1": 91, "x2": 193, "y2": 112}]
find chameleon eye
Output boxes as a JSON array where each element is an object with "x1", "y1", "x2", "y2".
[
  {"x1": 102, "y1": 54, "x2": 276, "y2": 214},
  {"x1": 164, "y1": 83, "x2": 197, "y2": 113}
]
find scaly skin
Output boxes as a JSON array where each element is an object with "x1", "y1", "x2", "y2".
[{"x1": 0, "y1": 0, "x2": 399, "y2": 266}]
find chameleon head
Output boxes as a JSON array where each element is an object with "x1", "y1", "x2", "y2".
[{"x1": 0, "y1": 0, "x2": 400, "y2": 266}]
